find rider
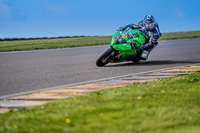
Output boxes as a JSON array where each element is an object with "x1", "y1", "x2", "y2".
[{"x1": 119, "y1": 15, "x2": 162, "y2": 60}]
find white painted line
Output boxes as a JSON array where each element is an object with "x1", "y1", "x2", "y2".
[{"x1": 0, "y1": 63, "x2": 200, "y2": 100}]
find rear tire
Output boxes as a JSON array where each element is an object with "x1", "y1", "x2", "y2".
[
  {"x1": 96, "y1": 47, "x2": 113, "y2": 67},
  {"x1": 132, "y1": 57, "x2": 140, "y2": 63}
]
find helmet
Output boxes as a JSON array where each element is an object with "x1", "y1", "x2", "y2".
[{"x1": 143, "y1": 15, "x2": 155, "y2": 31}]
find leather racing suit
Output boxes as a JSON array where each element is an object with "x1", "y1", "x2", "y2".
[{"x1": 120, "y1": 20, "x2": 162, "y2": 60}]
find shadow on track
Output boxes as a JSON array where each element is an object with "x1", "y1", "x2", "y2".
[{"x1": 105, "y1": 60, "x2": 200, "y2": 67}]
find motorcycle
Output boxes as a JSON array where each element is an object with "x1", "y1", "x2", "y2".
[{"x1": 96, "y1": 27, "x2": 146, "y2": 67}]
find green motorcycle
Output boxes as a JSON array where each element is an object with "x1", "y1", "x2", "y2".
[{"x1": 96, "y1": 27, "x2": 146, "y2": 67}]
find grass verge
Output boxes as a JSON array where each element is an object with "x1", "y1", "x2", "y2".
[
  {"x1": 0, "y1": 72, "x2": 200, "y2": 133},
  {"x1": 0, "y1": 31, "x2": 200, "y2": 52}
]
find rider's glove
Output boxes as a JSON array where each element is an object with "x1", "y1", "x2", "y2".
[
  {"x1": 131, "y1": 40, "x2": 143, "y2": 52},
  {"x1": 151, "y1": 34, "x2": 159, "y2": 43}
]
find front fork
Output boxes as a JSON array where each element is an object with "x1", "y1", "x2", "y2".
[{"x1": 110, "y1": 46, "x2": 122, "y2": 62}]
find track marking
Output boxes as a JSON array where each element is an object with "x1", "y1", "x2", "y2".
[{"x1": 0, "y1": 63, "x2": 200, "y2": 113}]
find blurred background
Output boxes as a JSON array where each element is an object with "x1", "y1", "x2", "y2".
[{"x1": 0, "y1": 0, "x2": 200, "y2": 38}]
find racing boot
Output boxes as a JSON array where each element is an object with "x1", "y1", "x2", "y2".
[{"x1": 139, "y1": 50, "x2": 150, "y2": 60}]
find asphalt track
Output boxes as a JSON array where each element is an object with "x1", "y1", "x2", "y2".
[{"x1": 0, "y1": 38, "x2": 200, "y2": 97}]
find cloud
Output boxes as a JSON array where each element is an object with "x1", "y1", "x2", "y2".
[
  {"x1": 0, "y1": 0, "x2": 25, "y2": 20},
  {"x1": 0, "y1": 0, "x2": 12, "y2": 17},
  {"x1": 174, "y1": 6, "x2": 185, "y2": 18},
  {"x1": 47, "y1": 5, "x2": 70, "y2": 16}
]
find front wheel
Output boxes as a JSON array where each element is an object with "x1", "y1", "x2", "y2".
[{"x1": 96, "y1": 47, "x2": 114, "y2": 67}]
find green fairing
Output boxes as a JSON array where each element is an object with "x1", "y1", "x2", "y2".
[{"x1": 111, "y1": 28, "x2": 146, "y2": 61}]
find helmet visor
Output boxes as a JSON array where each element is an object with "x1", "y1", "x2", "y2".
[
  {"x1": 145, "y1": 23, "x2": 153, "y2": 30},
  {"x1": 145, "y1": 23, "x2": 153, "y2": 28}
]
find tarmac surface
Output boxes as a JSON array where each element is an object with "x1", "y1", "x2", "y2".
[{"x1": 0, "y1": 38, "x2": 200, "y2": 98}]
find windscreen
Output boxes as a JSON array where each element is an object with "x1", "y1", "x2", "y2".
[{"x1": 118, "y1": 27, "x2": 132, "y2": 43}]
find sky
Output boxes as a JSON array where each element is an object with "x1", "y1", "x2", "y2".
[{"x1": 0, "y1": 0, "x2": 200, "y2": 38}]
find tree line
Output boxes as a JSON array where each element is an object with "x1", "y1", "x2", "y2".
[{"x1": 0, "y1": 35, "x2": 88, "y2": 41}]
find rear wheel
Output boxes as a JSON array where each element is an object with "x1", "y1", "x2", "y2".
[
  {"x1": 132, "y1": 57, "x2": 140, "y2": 63},
  {"x1": 96, "y1": 47, "x2": 114, "y2": 67}
]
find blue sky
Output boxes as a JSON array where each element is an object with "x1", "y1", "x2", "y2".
[{"x1": 0, "y1": 0, "x2": 200, "y2": 38}]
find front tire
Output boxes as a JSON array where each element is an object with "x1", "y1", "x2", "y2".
[{"x1": 96, "y1": 47, "x2": 113, "y2": 67}]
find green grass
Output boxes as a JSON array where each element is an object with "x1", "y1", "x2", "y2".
[
  {"x1": 0, "y1": 31, "x2": 200, "y2": 52},
  {"x1": 160, "y1": 31, "x2": 200, "y2": 40},
  {"x1": 0, "y1": 36, "x2": 111, "y2": 52},
  {"x1": 0, "y1": 72, "x2": 200, "y2": 133}
]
